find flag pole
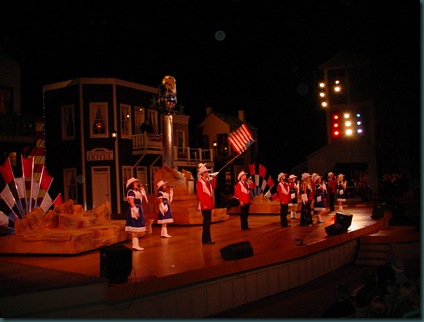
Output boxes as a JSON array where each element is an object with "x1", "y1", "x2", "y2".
[{"x1": 216, "y1": 153, "x2": 241, "y2": 174}]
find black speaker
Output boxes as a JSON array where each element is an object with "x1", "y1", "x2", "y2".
[
  {"x1": 100, "y1": 244, "x2": 132, "y2": 283},
  {"x1": 325, "y1": 223, "x2": 347, "y2": 236},
  {"x1": 220, "y1": 241, "x2": 254, "y2": 260},
  {"x1": 335, "y1": 212, "x2": 353, "y2": 230}
]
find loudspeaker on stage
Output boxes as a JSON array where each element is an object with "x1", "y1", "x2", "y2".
[
  {"x1": 220, "y1": 241, "x2": 254, "y2": 260},
  {"x1": 100, "y1": 244, "x2": 132, "y2": 283},
  {"x1": 335, "y1": 212, "x2": 353, "y2": 229},
  {"x1": 325, "y1": 223, "x2": 347, "y2": 236},
  {"x1": 325, "y1": 212, "x2": 353, "y2": 236}
]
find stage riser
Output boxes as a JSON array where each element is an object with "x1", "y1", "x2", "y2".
[{"x1": 0, "y1": 240, "x2": 357, "y2": 318}]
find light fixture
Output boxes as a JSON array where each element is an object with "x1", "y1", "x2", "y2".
[
  {"x1": 213, "y1": 141, "x2": 217, "y2": 148},
  {"x1": 111, "y1": 130, "x2": 117, "y2": 139}
]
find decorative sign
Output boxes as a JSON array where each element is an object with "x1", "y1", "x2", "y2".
[{"x1": 87, "y1": 148, "x2": 113, "y2": 161}]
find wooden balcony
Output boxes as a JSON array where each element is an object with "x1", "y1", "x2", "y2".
[
  {"x1": 132, "y1": 133, "x2": 163, "y2": 151},
  {"x1": 132, "y1": 133, "x2": 214, "y2": 164}
]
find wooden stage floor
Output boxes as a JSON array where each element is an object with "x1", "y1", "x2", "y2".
[{"x1": 0, "y1": 202, "x2": 385, "y2": 303}]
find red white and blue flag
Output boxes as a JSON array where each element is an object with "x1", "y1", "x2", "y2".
[{"x1": 227, "y1": 123, "x2": 254, "y2": 155}]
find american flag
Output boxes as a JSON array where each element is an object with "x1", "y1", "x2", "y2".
[{"x1": 227, "y1": 123, "x2": 255, "y2": 155}]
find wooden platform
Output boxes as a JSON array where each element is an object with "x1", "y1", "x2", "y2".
[{"x1": 0, "y1": 202, "x2": 419, "y2": 318}]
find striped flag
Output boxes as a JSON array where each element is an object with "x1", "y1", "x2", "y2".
[
  {"x1": 33, "y1": 165, "x2": 54, "y2": 208},
  {"x1": 0, "y1": 183, "x2": 19, "y2": 220},
  {"x1": 0, "y1": 158, "x2": 24, "y2": 218},
  {"x1": 261, "y1": 177, "x2": 268, "y2": 192},
  {"x1": 21, "y1": 156, "x2": 34, "y2": 213},
  {"x1": 0, "y1": 158, "x2": 14, "y2": 183},
  {"x1": 227, "y1": 123, "x2": 254, "y2": 155},
  {"x1": 40, "y1": 193, "x2": 63, "y2": 214},
  {"x1": 267, "y1": 175, "x2": 275, "y2": 188},
  {"x1": 258, "y1": 164, "x2": 267, "y2": 178},
  {"x1": 248, "y1": 164, "x2": 256, "y2": 176}
]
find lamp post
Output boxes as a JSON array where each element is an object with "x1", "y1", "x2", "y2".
[{"x1": 158, "y1": 75, "x2": 177, "y2": 168}]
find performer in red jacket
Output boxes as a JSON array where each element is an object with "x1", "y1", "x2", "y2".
[
  {"x1": 277, "y1": 172, "x2": 290, "y2": 227},
  {"x1": 196, "y1": 164, "x2": 217, "y2": 244},
  {"x1": 234, "y1": 171, "x2": 255, "y2": 230}
]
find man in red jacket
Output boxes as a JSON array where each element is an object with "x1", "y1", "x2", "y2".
[
  {"x1": 234, "y1": 171, "x2": 254, "y2": 230},
  {"x1": 277, "y1": 172, "x2": 290, "y2": 227},
  {"x1": 327, "y1": 172, "x2": 337, "y2": 212},
  {"x1": 196, "y1": 164, "x2": 217, "y2": 244}
]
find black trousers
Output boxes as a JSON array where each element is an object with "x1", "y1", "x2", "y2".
[
  {"x1": 240, "y1": 204, "x2": 250, "y2": 230},
  {"x1": 280, "y1": 203, "x2": 289, "y2": 227},
  {"x1": 201, "y1": 209, "x2": 212, "y2": 243}
]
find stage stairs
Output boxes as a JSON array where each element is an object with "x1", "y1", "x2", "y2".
[{"x1": 355, "y1": 225, "x2": 420, "y2": 266}]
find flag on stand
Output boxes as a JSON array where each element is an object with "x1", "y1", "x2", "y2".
[
  {"x1": 53, "y1": 193, "x2": 63, "y2": 207},
  {"x1": 40, "y1": 193, "x2": 63, "y2": 214},
  {"x1": 14, "y1": 176, "x2": 26, "y2": 216},
  {"x1": 0, "y1": 158, "x2": 14, "y2": 183},
  {"x1": 21, "y1": 156, "x2": 34, "y2": 213},
  {"x1": 15, "y1": 177, "x2": 25, "y2": 199},
  {"x1": 0, "y1": 183, "x2": 19, "y2": 220},
  {"x1": 261, "y1": 177, "x2": 268, "y2": 192},
  {"x1": 248, "y1": 164, "x2": 256, "y2": 176},
  {"x1": 0, "y1": 158, "x2": 23, "y2": 218},
  {"x1": 33, "y1": 165, "x2": 54, "y2": 208},
  {"x1": 258, "y1": 164, "x2": 267, "y2": 178},
  {"x1": 254, "y1": 174, "x2": 260, "y2": 187},
  {"x1": 264, "y1": 189, "x2": 272, "y2": 199},
  {"x1": 227, "y1": 123, "x2": 254, "y2": 155},
  {"x1": 271, "y1": 193, "x2": 278, "y2": 201},
  {"x1": 267, "y1": 175, "x2": 275, "y2": 189}
]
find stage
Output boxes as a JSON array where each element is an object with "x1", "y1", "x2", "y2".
[{"x1": 0, "y1": 201, "x2": 414, "y2": 318}]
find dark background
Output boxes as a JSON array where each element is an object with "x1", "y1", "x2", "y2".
[{"x1": 1, "y1": 0, "x2": 419, "y2": 177}]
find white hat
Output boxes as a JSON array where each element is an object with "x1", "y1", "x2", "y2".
[
  {"x1": 277, "y1": 172, "x2": 287, "y2": 182},
  {"x1": 338, "y1": 173, "x2": 345, "y2": 179},
  {"x1": 197, "y1": 162, "x2": 206, "y2": 169},
  {"x1": 157, "y1": 180, "x2": 167, "y2": 189},
  {"x1": 328, "y1": 172, "x2": 334, "y2": 177},
  {"x1": 198, "y1": 165, "x2": 211, "y2": 175},
  {"x1": 126, "y1": 177, "x2": 139, "y2": 189},
  {"x1": 312, "y1": 173, "x2": 320, "y2": 182},
  {"x1": 301, "y1": 173, "x2": 311, "y2": 181},
  {"x1": 289, "y1": 174, "x2": 297, "y2": 180},
  {"x1": 238, "y1": 171, "x2": 247, "y2": 181}
]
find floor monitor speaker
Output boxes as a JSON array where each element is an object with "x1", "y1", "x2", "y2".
[
  {"x1": 220, "y1": 241, "x2": 253, "y2": 260},
  {"x1": 325, "y1": 223, "x2": 347, "y2": 236},
  {"x1": 100, "y1": 244, "x2": 132, "y2": 283},
  {"x1": 335, "y1": 212, "x2": 353, "y2": 230}
]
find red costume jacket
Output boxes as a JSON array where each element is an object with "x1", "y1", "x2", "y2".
[
  {"x1": 234, "y1": 180, "x2": 254, "y2": 205},
  {"x1": 277, "y1": 181, "x2": 290, "y2": 204},
  {"x1": 196, "y1": 177, "x2": 217, "y2": 210}
]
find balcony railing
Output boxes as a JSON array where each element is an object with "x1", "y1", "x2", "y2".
[
  {"x1": 132, "y1": 133, "x2": 163, "y2": 151},
  {"x1": 132, "y1": 133, "x2": 213, "y2": 163},
  {"x1": 173, "y1": 146, "x2": 213, "y2": 163}
]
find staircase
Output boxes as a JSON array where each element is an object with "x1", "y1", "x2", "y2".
[{"x1": 355, "y1": 226, "x2": 420, "y2": 266}]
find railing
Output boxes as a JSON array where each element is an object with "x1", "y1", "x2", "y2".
[
  {"x1": 132, "y1": 133, "x2": 163, "y2": 150},
  {"x1": 132, "y1": 133, "x2": 214, "y2": 163},
  {"x1": 173, "y1": 146, "x2": 213, "y2": 163}
]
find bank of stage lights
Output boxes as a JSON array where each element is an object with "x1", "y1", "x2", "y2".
[{"x1": 331, "y1": 112, "x2": 364, "y2": 138}]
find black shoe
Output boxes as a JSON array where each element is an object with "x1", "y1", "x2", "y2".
[{"x1": 202, "y1": 241, "x2": 215, "y2": 245}]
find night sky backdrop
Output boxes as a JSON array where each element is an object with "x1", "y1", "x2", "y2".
[{"x1": 1, "y1": 0, "x2": 419, "y2": 177}]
